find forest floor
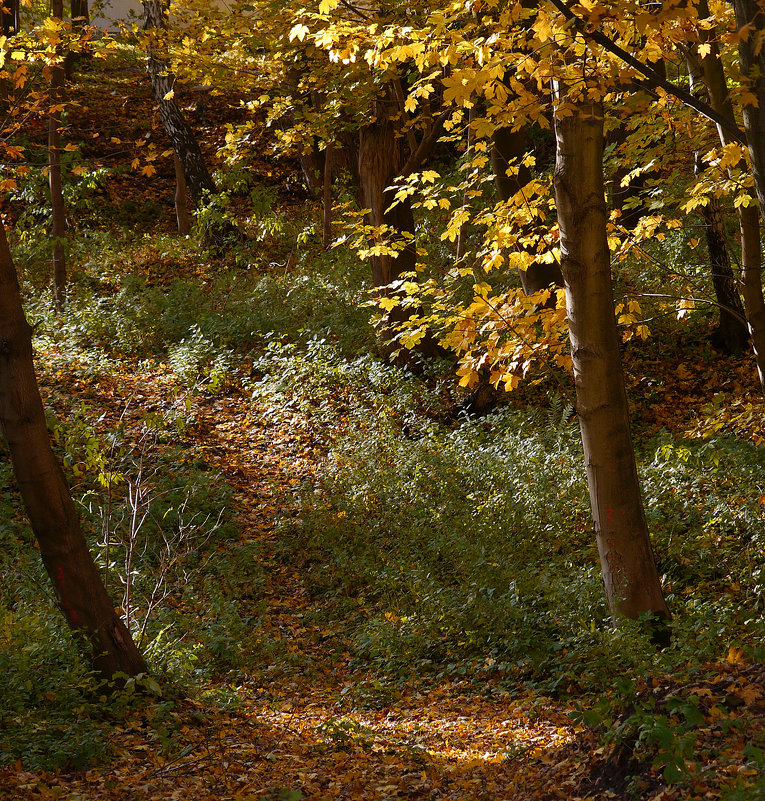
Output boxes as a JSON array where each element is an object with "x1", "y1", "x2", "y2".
[{"x1": 3, "y1": 44, "x2": 765, "y2": 801}]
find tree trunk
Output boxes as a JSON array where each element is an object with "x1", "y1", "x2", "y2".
[
  {"x1": 49, "y1": 0, "x2": 67, "y2": 309},
  {"x1": 142, "y1": 0, "x2": 216, "y2": 205},
  {"x1": 696, "y1": 0, "x2": 765, "y2": 389},
  {"x1": 491, "y1": 125, "x2": 563, "y2": 294},
  {"x1": 64, "y1": 0, "x2": 90, "y2": 77},
  {"x1": 358, "y1": 93, "x2": 416, "y2": 288},
  {"x1": 553, "y1": 98, "x2": 669, "y2": 623},
  {"x1": 700, "y1": 194, "x2": 750, "y2": 353},
  {"x1": 322, "y1": 141, "x2": 333, "y2": 249},
  {"x1": 686, "y1": 52, "x2": 749, "y2": 353},
  {"x1": 174, "y1": 152, "x2": 191, "y2": 235},
  {"x1": 0, "y1": 225, "x2": 147, "y2": 680},
  {"x1": 733, "y1": 0, "x2": 765, "y2": 214},
  {"x1": 1, "y1": 0, "x2": 19, "y2": 35}
]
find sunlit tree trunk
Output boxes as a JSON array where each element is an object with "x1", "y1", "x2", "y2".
[
  {"x1": 49, "y1": 0, "x2": 67, "y2": 309},
  {"x1": 553, "y1": 96, "x2": 669, "y2": 624},
  {"x1": 0, "y1": 225, "x2": 147, "y2": 679}
]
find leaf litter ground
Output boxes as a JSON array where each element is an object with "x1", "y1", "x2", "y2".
[{"x1": 3, "y1": 47, "x2": 765, "y2": 801}]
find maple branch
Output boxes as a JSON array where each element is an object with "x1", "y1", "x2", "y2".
[
  {"x1": 546, "y1": 0, "x2": 748, "y2": 146},
  {"x1": 400, "y1": 108, "x2": 450, "y2": 178},
  {"x1": 339, "y1": 0, "x2": 371, "y2": 21}
]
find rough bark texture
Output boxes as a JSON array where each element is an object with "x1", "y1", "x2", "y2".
[
  {"x1": 697, "y1": 0, "x2": 765, "y2": 388},
  {"x1": 49, "y1": 0, "x2": 67, "y2": 308},
  {"x1": 0, "y1": 226, "x2": 147, "y2": 679},
  {"x1": 491, "y1": 125, "x2": 563, "y2": 294},
  {"x1": 553, "y1": 99, "x2": 669, "y2": 622},
  {"x1": 142, "y1": 0, "x2": 216, "y2": 206}
]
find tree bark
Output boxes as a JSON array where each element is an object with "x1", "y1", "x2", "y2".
[
  {"x1": 49, "y1": 0, "x2": 67, "y2": 309},
  {"x1": 695, "y1": 0, "x2": 765, "y2": 388},
  {"x1": 686, "y1": 50, "x2": 749, "y2": 354},
  {"x1": 553, "y1": 97, "x2": 669, "y2": 623},
  {"x1": 701, "y1": 194, "x2": 750, "y2": 353},
  {"x1": 322, "y1": 140, "x2": 333, "y2": 249},
  {"x1": 142, "y1": 0, "x2": 216, "y2": 206},
  {"x1": 491, "y1": 125, "x2": 563, "y2": 294},
  {"x1": 64, "y1": 0, "x2": 90, "y2": 78},
  {"x1": 0, "y1": 225, "x2": 147, "y2": 679},
  {"x1": 174, "y1": 152, "x2": 191, "y2": 235},
  {"x1": 1, "y1": 0, "x2": 19, "y2": 35},
  {"x1": 358, "y1": 90, "x2": 416, "y2": 288}
]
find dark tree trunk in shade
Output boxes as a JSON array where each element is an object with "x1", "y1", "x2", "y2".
[
  {"x1": 700, "y1": 193, "x2": 749, "y2": 353},
  {"x1": 322, "y1": 141, "x2": 333, "y2": 249},
  {"x1": 65, "y1": 0, "x2": 90, "y2": 77},
  {"x1": 1, "y1": 0, "x2": 19, "y2": 35},
  {"x1": 553, "y1": 98, "x2": 669, "y2": 623},
  {"x1": 491, "y1": 125, "x2": 563, "y2": 295},
  {"x1": 696, "y1": 0, "x2": 765, "y2": 389},
  {"x1": 685, "y1": 52, "x2": 749, "y2": 354},
  {"x1": 49, "y1": 0, "x2": 67, "y2": 308},
  {"x1": 0, "y1": 226, "x2": 147, "y2": 679},
  {"x1": 358, "y1": 92, "x2": 416, "y2": 288},
  {"x1": 174, "y1": 153, "x2": 191, "y2": 235}
]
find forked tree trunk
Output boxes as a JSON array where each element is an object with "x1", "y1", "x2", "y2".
[
  {"x1": 491, "y1": 125, "x2": 563, "y2": 294},
  {"x1": 142, "y1": 0, "x2": 216, "y2": 205},
  {"x1": 0, "y1": 225, "x2": 147, "y2": 679},
  {"x1": 49, "y1": 0, "x2": 67, "y2": 309},
  {"x1": 553, "y1": 98, "x2": 669, "y2": 623}
]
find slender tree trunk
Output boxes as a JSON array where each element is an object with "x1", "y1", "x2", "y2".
[
  {"x1": 322, "y1": 141, "x2": 333, "y2": 249},
  {"x1": 695, "y1": 0, "x2": 765, "y2": 388},
  {"x1": 553, "y1": 97, "x2": 669, "y2": 623},
  {"x1": 64, "y1": 0, "x2": 90, "y2": 77},
  {"x1": 492, "y1": 125, "x2": 563, "y2": 294},
  {"x1": 49, "y1": 0, "x2": 67, "y2": 309},
  {"x1": 1, "y1": 0, "x2": 19, "y2": 35},
  {"x1": 686, "y1": 53, "x2": 749, "y2": 353},
  {"x1": 456, "y1": 104, "x2": 475, "y2": 262},
  {"x1": 733, "y1": 0, "x2": 765, "y2": 214},
  {"x1": 174, "y1": 153, "x2": 191, "y2": 235},
  {"x1": 0, "y1": 225, "x2": 147, "y2": 679},
  {"x1": 142, "y1": 0, "x2": 216, "y2": 205}
]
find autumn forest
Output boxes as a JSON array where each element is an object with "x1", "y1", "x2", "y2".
[{"x1": 2, "y1": 0, "x2": 765, "y2": 798}]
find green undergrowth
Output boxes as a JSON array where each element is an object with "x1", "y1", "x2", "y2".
[{"x1": 251, "y1": 341, "x2": 765, "y2": 694}]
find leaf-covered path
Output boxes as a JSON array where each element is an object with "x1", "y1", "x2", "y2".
[{"x1": 3, "y1": 377, "x2": 584, "y2": 801}]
